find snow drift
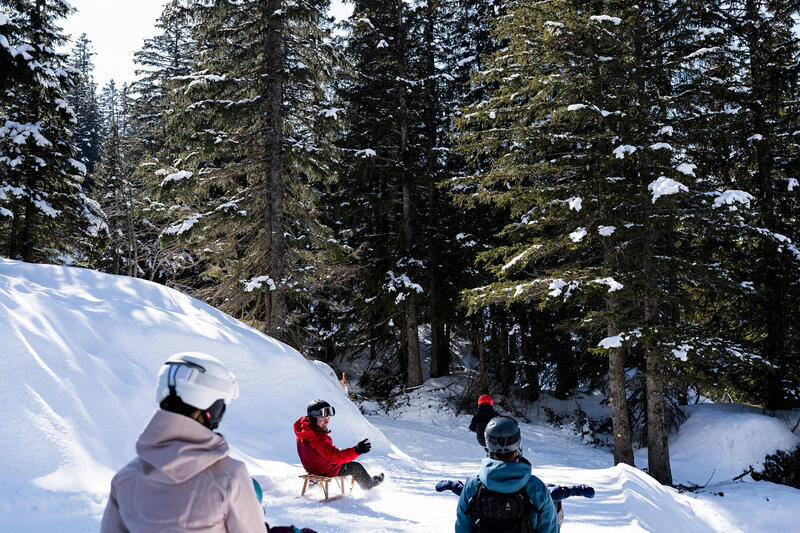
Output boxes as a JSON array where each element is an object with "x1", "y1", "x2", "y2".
[{"x1": 0, "y1": 258, "x2": 394, "y2": 529}]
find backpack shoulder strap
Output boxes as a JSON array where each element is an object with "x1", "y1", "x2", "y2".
[{"x1": 465, "y1": 481, "x2": 484, "y2": 517}]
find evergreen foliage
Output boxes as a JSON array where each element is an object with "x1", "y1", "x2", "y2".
[
  {"x1": 157, "y1": 0, "x2": 344, "y2": 347},
  {"x1": 66, "y1": 33, "x2": 102, "y2": 179},
  {"x1": 5, "y1": 0, "x2": 797, "y2": 481},
  {"x1": 751, "y1": 443, "x2": 800, "y2": 489},
  {"x1": 0, "y1": 0, "x2": 105, "y2": 264}
]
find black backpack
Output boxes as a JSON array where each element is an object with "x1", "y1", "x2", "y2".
[{"x1": 466, "y1": 482, "x2": 541, "y2": 533}]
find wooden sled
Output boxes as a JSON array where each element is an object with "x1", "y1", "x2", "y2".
[{"x1": 299, "y1": 473, "x2": 354, "y2": 502}]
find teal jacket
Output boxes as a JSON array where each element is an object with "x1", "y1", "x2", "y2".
[{"x1": 455, "y1": 457, "x2": 559, "y2": 533}]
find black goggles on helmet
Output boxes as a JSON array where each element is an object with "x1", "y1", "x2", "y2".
[
  {"x1": 310, "y1": 406, "x2": 335, "y2": 418},
  {"x1": 487, "y1": 432, "x2": 521, "y2": 448}
]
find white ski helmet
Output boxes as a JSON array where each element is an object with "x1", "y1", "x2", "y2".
[{"x1": 156, "y1": 352, "x2": 239, "y2": 410}]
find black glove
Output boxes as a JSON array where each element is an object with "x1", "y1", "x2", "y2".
[{"x1": 354, "y1": 438, "x2": 371, "y2": 454}]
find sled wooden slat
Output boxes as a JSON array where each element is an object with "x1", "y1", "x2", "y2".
[{"x1": 299, "y1": 474, "x2": 354, "y2": 502}]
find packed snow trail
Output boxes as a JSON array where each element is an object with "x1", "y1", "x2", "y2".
[{"x1": 257, "y1": 409, "x2": 716, "y2": 532}]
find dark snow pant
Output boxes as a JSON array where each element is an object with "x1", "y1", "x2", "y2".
[{"x1": 338, "y1": 461, "x2": 377, "y2": 489}]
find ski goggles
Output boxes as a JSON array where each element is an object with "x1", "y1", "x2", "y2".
[
  {"x1": 310, "y1": 405, "x2": 336, "y2": 418},
  {"x1": 487, "y1": 432, "x2": 521, "y2": 451}
]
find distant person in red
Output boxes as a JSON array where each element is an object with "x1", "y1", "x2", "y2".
[
  {"x1": 294, "y1": 399, "x2": 384, "y2": 489},
  {"x1": 469, "y1": 394, "x2": 499, "y2": 451}
]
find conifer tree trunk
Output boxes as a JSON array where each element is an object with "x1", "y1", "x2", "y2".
[
  {"x1": 639, "y1": 156, "x2": 671, "y2": 483},
  {"x1": 20, "y1": 0, "x2": 45, "y2": 263},
  {"x1": 745, "y1": 0, "x2": 787, "y2": 410},
  {"x1": 644, "y1": 286, "x2": 672, "y2": 484},
  {"x1": 396, "y1": 0, "x2": 422, "y2": 387},
  {"x1": 424, "y1": 0, "x2": 448, "y2": 379},
  {"x1": 265, "y1": 0, "x2": 287, "y2": 341},
  {"x1": 605, "y1": 239, "x2": 634, "y2": 465}
]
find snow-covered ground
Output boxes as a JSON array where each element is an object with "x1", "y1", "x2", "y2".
[{"x1": 2, "y1": 258, "x2": 799, "y2": 532}]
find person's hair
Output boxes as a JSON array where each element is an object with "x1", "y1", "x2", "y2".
[{"x1": 491, "y1": 449, "x2": 519, "y2": 462}]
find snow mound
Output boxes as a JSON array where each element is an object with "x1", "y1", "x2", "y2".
[
  {"x1": 602, "y1": 463, "x2": 711, "y2": 532},
  {"x1": 668, "y1": 404, "x2": 800, "y2": 485},
  {"x1": 0, "y1": 259, "x2": 396, "y2": 529}
]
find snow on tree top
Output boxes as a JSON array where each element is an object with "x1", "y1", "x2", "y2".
[
  {"x1": 377, "y1": 39, "x2": 388, "y2": 48},
  {"x1": 648, "y1": 176, "x2": 688, "y2": 203},
  {"x1": 684, "y1": 47, "x2": 720, "y2": 60},
  {"x1": 34, "y1": 199, "x2": 61, "y2": 218},
  {"x1": 569, "y1": 227, "x2": 587, "y2": 242},
  {"x1": 241, "y1": 275, "x2": 276, "y2": 292},
  {"x1": 697, "y1": 27, "x2": 724, "y2": 37},
  {"x1": 355, "y1": 148, "x2": 376, "y2": 158},
  {"x1": 502, "y1": 248, "x2": 533, "y2": 271},
  {"x1": 788, "y1": 178, "x2": 798, "y2": 191},
  {"x1": 598, "y1": 335, "x2": 623, "y2": 349},
  {"x1": 3, "y1": 121, "x2": 53, "y2": 148},
  {"x1": 676, "y1": 163, "x2": 696, "y2": 177},
  {"x1": 747, "y1": 134, "x2": 763, "y2": 142},
  {"x1": 713, "y1": 190, "x2": 753, "y2": 209},
  {"x1": 568, "y1": 197, "x2": 582, "y2": 211},
  {"x1": 548, "y1": 279, "x2": 579, "y2": 299},
  {"x1": 320, "y1": 108, "x2": 344, "y2": 119},
  {"x1": 612, "y1": 144, "x2": 636, "y2": 159},
  {"x1": 160, "y1": 170, "x2": 193, "y2": 187},
  {"x1": 657, "y1": 126, "x2": 673, "y2": 136},
  {"x1": 593, "y1": 277, "x2": 623, "y2": 292},
  {"x1": 387, "y1": 271, "x2": 423, "y2": 304},
  {"x1": 598, "y1": 225, "x2": 616, "y2": 236},
  {"x1": 457, "y1": 55, "x2": 476, "y2": 67},
  {"x1": 68, "y1": 158, "x2": 87, "y2": 175},
  {"x1": 672, "y1": 344, "x2": 692, "y2": 361},
  {"x1": 649, "y1": 142, "x2": 672, "y2": 151},
  {"x1": 590, "y1": 15, "x2": 622, "y2": 25},
  {"x1": 162, "y1": 214, "x2": 201, "y2": 236}
]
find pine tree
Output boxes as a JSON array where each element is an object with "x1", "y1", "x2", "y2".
[
  {"x1": 94, "y1": 81, "x2": 147, "y2": 276},
  {"x1": 691, "y1": 0, "x2": 800, "y2": 409},
  {"x1": 451, "y1": 0, "x2": 771, "y2": 483},
  {"x1": 0, "y1": 0, "x2": 105, "y2": 263},
  {"x1": 67, "y1": 33, "x2": 102, "y2": 180},
  {"x1": 330, "y1": 0, "x2": 423, "y2": 385},
  {"x1": 159, "y1": 0, "x2": 343, "y2": 346}
]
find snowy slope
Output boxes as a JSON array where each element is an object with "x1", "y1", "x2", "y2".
[
  {"x1": 2, "y1": 258, "x2": 799, "y2": 532},
  {"x1": 663, "y1": 403, "x2": 799, "y2": 485},
  {"x1": 0, "y1": 258, "x2": 395, "y2": 531}
]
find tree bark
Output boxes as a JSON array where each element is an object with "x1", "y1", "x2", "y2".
[
  {"x1": 607, "y1": 318, "x2": 635, "y2": 465},
  {"x1": 745, "y1": 0, "x2": 787, "y2": 410},
  {"x1": 395, "y1": 0, "x2": 422, "y2": 387},
  {"x1": 605, "y1": 237, "x2": 634, "y2": 465},
  {"x1": 20, "y1": 0, "x2": 45, "y2": 262},
  {"x1": 264, "y1": 0, "x2": 287, "y2": 341},
  {"x1": 645, "y1": 341, "x2": 672, "y2": 485}
]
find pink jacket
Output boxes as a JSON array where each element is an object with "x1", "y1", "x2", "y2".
[{"x1": 101, "y1": 410, "x2": 265, "y2": 533}]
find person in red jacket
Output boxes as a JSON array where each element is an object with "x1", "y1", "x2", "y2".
[{"x1": 294, "y1": 399, "x2": 384, "y2": 490}]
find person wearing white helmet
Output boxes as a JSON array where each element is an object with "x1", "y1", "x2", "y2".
[{"x1": 100, "y1": 352, "x2": 266, "y2": 533}]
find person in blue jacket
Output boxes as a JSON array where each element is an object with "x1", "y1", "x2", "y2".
[{"x1": 455, "y1": 416, "x2": 559, "y2": 533}]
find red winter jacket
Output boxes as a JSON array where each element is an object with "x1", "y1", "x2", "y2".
[{"x1": 294, "y1": 416, "x2": 359, "y2": 477}]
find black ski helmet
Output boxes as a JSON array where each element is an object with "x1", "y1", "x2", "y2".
[
  {"x1": 307, "y1": 399, "x2": 335, "y2": 418},
  {"x1": 485, "y1": 416, "x2": 522, "y2": 456}
]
